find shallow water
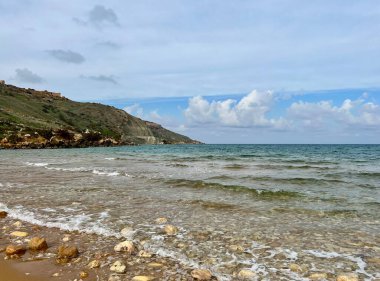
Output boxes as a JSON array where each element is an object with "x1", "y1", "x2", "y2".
[{"x1": 1, "y1": 144, "x2": 379, "y2": 280}]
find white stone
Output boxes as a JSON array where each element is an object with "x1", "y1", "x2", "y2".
[{"x1": 110, "y1": 260, "x2": 127, "y2": 274}]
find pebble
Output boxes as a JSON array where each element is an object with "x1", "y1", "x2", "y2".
[
  {"x1": 148, "y1": 262, "x2": 163, "y2": 268},
  {"x1": 57, "y1": 245, "x2": 79, "y2": 261},
  {"x1": 110, "y1": 260, "x2": 127, "y2": 274},
  {"x1": 237, "y1": 269, "x2": 256, "y2": 280},
  {"x1": 62, "y1": 235, "x2": 71, "y2": 242},
  {"x1": 120, "y1": 227, "x2": 134, "y2": 238},
  {"x1": 309, "y1": 273, "x2": 328, "y2": 280},
  {"x1": 108, "y1": 275, "x2": 122, "y2": 281},
  {"x1": 164, "y1": 225, "x2": 178, "y2": 236},
  {"x1": 114, "y1": 240, "x2": 135, "y2": 253},
  {"x1": 155, "y1": 217, "x2": 168, "y2": 224},
  {"x1": 10, "y1": 231, "x2": 29, "y2": 237},
  {"x1": 138, "y1": 250, "x2": 153, "y2": 258},
  {"x1": 80, "y1": 271, "x2": 89, "y2": 279},
  {"x1": 228, "y1": 244, "x2": 244, "y2": 253},
  {"x1": 5, "y1": 245, "x2": 27, "y2": 256},
  {"x1": 0, "y1": 211, "x2": 8, "y2": 218},
  {"x1": 28, "y1": 237, "x2": 48, "y2": 251},
  {"x1": 336, "y1": 273, "x2": 359, "y2": 281},
  {"x1": 87, "y1": 259, "x2": 101, "y2": 269},
  {"x1": 191, "y1": 269, "x2": 212, "y2": 280},
  {"x1": 13, "y1": 221, "x2": 23, "y2": 227},
  {"x1": 52, "y1": 273, "x2": 61, "y2": 277},
  {"x1": 289, "y1": 263, "x2": 302, "y2": 273},
  {"x1": 132, "y1": 276, "x2": 155, "y2": 281}
]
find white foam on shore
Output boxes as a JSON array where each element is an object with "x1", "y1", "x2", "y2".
[
  {"x1": 26, "y1": 162, "x2": 49, "y2": 167},
  {"x1": 105, "y1": 158, "x2": 115, "y2": 160},
  {"x1": 92, "y1": 170, "x2": 120, "y2": 176},
  {"x1": 305, "y1": 249, "x2": 375, "y2": 280},
  {"x1": 0, "y1": 202, "x2": 121, "y2": 238}
]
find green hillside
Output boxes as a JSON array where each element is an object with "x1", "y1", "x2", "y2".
[{"x1": 0, "y1": 82, "x2": 199, "y2": 148}]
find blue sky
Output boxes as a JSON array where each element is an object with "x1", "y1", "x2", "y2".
[{"x1": 0, "y1": 1, "x2": 379, "y2": 143}]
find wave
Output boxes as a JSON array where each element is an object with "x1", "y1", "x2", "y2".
[
  {"x1": 0, "y1": 202, "x2": 120, "y2": 238},
  {"x1": 254, "y1": 164, "x2": 331, "y2": 171},
  {"x1": 242, "y1": 176, "x2": 346, "y2": 185},
  {"x1": 164, "y1": 179, "x2": 302, "y2": 199},
  {"x1": 92, "y1": 170, "x2": 120, "y2": 176},
  {"x1": 223, "y1": 164, "x2": 248, "y2": 170},
  {"x1": 25, "y1": 162, "x2": 49, "y2": 167}
]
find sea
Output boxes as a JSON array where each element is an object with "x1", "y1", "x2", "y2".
[{"x1": 0, "y1": 144, "x2": 379, "y2": 280}]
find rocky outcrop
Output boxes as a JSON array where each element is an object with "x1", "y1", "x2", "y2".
[{"x1": 0, "y1": 82, "x2": 201, "y2": 149}]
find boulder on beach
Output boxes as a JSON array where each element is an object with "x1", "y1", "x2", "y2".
[
  {"x1": 114, "y1": 240, "x2": 135, "y2": 253},
  {"x1": 164, "y1": 224, "x2": 178, "y2": 236},
  {"x1": 28, "y1": 237, "x2": 48, "y2": 251},
  {"x1": 57, "y1": 245, "x2": 79, "y2": 259},
  {"x1": 0, "y1": 211, "x2": 7, "y2": 218},
  {"x1": 110, "y1": 260, "x2": 127, "y2": 274},
  {"x1": 191, "y1": 269, "x2": 212, "y2": 280},
  {"x1": 6, "y1": 245, "x2": 27, "y2": 256}
]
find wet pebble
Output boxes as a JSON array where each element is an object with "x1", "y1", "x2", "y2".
[
  {"x1": 110, "y1": 260, "x2": 127, "y2": 274},
  {"x1": 191, "y1": 269, "x2": 212, "y2": 280},
  {"x1": 164, "y1": 225, "x2": 178, "y2": 236},
  {"x1": 114, "y1": 240, "x2": 135, "y2": 253},
  {"x1": 237, "y1": 269, "x2": 256, "y2": 280},
  {"x1": 28, "y1": 237, "x2": 48, "y2": 251}
]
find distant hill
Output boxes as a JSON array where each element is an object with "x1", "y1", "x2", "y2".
[{"x1": 0, "y1": 82, "x2": 200, "y2": 148}]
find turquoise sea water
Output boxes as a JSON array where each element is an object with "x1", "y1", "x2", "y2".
[{"x1": 0, "y1": 144, "x2": 379, "y2": 280}]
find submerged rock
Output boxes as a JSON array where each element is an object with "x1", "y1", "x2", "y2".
[
  {"x1": 336, "y1": 273, "x2": 359, "y2": 281},
  {"x1": 164, "y1": 224, "x2": 178, "y2": 236},
  {"x1": 138, "y1": 250, "x2": 153, "y2": 258},
  {"x1": 120, "y1": 227, "x2": 134, "y2": 238},
  {"x1": 114, "y1": 240, "x2": 135, "y2": 253},
  {"x1": 28, "y1": 237, "x2": 48, "y2": 251},
  {"x1": 13, "y1": 221, "x2": 22, "y2": 227},
  {"x1": 289, "y1": 263, "x2": 302, "y2": 273},
  {"x1": 155, "y1": 217, "x2": 168, "y2": 224},
  {"x1": 110, "y1": 260, "x2": 127, "y2": 274},
  {"x1": 0, "y1": 211, "x2": 8, "y2": 218},
  {"x1": 108, "y1": 275, "x2": 122, "y2": 281},
  {"x1": 309, "y1": 273, "x2": 328, "y2": 280},
  {"x1": 237, "y1": 269, "x2": 256, "y2": 280},
  {"x1": 5, "y1": 245, "x2": 26, "y2": 256},
  {"x1": 191, "y1": 269, "x2": 212, "y2": 280},
  {"x1": 10, "y1": 231, "x2": 29, "y2": 237}
]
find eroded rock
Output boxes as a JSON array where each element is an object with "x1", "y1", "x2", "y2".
[
  {"x1": 337, "y1": 273, "x2": 359, "y2": 281},
  {"x1": 164, "y1": 224, "x2": 178, "y2": 236},
  {"x1": 132, "y1": 276, "x2": 155, "y2": 281},
  {"x1": 10, "y1": 231, "x2": 29, "y2": 237},
  {"x1": 5, "y1": 245, "x2": 26, "y2": 256},
  {"x1": 87, "y1": 259, "x2": 101, "y2": 269},
  {"x1": 114, "y1": 240, "x2": 135, "y2": 253},
  {"x1": 0, "y1": 211, "x2": 8, "y2": 218},
  {"x1": 237, "y1": 269, "x2": 256, "y2": 280},
  {"x1": 155, "y1": 217, "x2": 168, "y2": 224}
]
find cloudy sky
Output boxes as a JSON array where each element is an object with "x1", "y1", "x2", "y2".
[{"x1": 1, "y1": 1, "x2": 379, "y2": 143}]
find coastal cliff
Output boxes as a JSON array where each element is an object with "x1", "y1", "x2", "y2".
[{"x1": 0, "y1": 82, "x2": 200, "y2": 148}]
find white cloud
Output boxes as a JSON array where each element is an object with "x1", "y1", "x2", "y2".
[
  {"x1": 184, "y1": 90, "x2": 288, "y2": 129},
  {"x1": 123, "y1": 103, "x2": 143, "y2": 118},
  {"x1": 288, "y1": 98, "x2": 380, "y2": 128}
]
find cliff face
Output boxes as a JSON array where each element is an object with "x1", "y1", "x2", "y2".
[{"x1": 0, "y1": 83, "x2": 200, "y2": 148}]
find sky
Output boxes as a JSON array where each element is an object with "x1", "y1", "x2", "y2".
[{"x1": 0, "y1": 0, "x2": 379, "y2": 143}]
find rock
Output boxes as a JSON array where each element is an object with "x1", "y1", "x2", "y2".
[
  {"x1": 0, "y1": 211, "x2": 7, "y2": 218},
  {"x1": 132, "y1": 276, "x2": 155, "y2": 281},
  {"x1": 138, "y1": 250, "x2": 153, "y2": 258},
  {"x1": 148, "y1": 262, "x2": 163, "y2": 268},
  {"x1": 164, "y1": 224, "x2": 178, "y2": 236},
  {"x1": 120, "y1": 227, "x2": 134, "y2": 238},
  {"x1": 110, "y1": 260, "x2": 127, "y2": 274},
  {"x1": 337, "y1": 273, "x2": 359, "y2": 281},
  {"x1": 237, "y1": 269, "x2": 256, "y2": 280},
  {"x1": 309, "y1": 273, "x2": 328, "y2": 280},
  {"x1": 57, "y1": 245, "x2": 79, "y2": 259},
  {"x1": 80, "y1": 271, "x2": 89, "y2": 279},
  {"x1": 229, "y1": 244, "x2": 244, "y2": 253},
  {"x1": 13, "y1": 221, "x2": 22, "y2": 227},
  {"x1": 114, "y1": 240, "x2": 135, "y2": 253},
  {"x1": 108, "y1": 275, "x2": 122, "y2": 281},
  {"x1": 87, "y1": 260, "x2": 101, "y2": 269},
  {"x1": 5, "y1": 245, "x2": 26, "y2": 256},
  {"x1": 155, "y1": 217, "x2": 168, "y2": 224},
  {"x1": 52, "y1": 273, "x2": 61, "y2": 277},
  {"x1": 10, "y1": 231, "x2": 29, "y2": 237},
  {"x1": 28, "y1": 237, "x2": 48, "y2": 251},
  {"x1": 191, "y1": 269, "x2": 212, "y2": 280},
  {"x1": 289, "y1": 263, "x2": 302, "y2": 273},
  {"x1": 62, "y1": 235, "x2": 71, "y2": 242}
]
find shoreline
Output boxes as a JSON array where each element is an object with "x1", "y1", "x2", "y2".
[{"x1": 0, "y1": 212, "x2": 217, "y2": 281}]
